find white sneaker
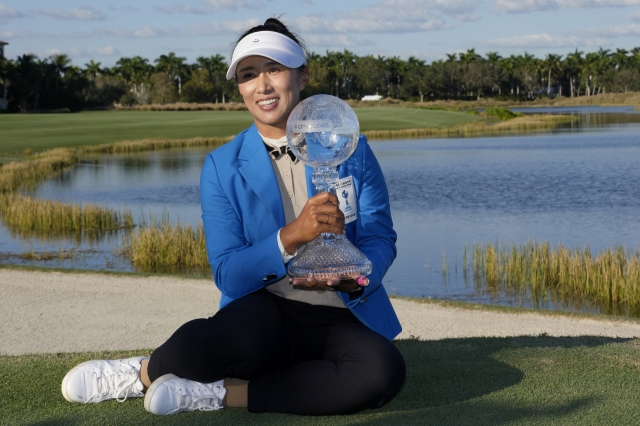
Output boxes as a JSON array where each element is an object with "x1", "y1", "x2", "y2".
[
  {"x1": 144, "y1": 374, "x2": 226, "y2": 416},
  {"x1": 61, "y1": 356, "x2": 148, "y2": 403}
]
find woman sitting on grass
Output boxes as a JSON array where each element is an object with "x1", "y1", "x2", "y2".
[{"x1": 61, "y1": 16, "x2": 405, "y2": 416}]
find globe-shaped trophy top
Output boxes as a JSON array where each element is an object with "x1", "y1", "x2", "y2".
[{"x1": 286, "y1": 95, "x2": 360, "y2": 168}]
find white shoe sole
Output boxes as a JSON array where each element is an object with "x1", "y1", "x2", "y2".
[
  {"x1": 61, "y1": 361, "x2": 93, "y2": 403},
  {"x1": 144, "y1": 373, "x2": 179, "y2": 415},
  {"x1": 61, "y1": 357, "x2": 147, "y2": 403}
]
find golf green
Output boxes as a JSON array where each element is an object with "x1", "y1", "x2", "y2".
[{"x1": 0, "y1": 107, "x2": 479, "y2": 155}]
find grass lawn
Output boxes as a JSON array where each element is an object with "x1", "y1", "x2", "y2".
[
  {"x1": 0, "y1": 107, "x2": 480, "y2": 156},
  {"x1": 2, "y1": 336, "x2": 640, "y2": 425}
]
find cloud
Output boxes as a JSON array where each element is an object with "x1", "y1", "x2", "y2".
[
  {"x1": 187, "y1": 18, "x2": 262, "y2": 35},
  {"x1": 629, "y1": 11, "x2": 640, "y2": 22},
  {"x1": 33, "y1": 6, "x2": 107, "y2": 21},
  {"x1": 96, "y1": 46, "x2": 120, "y2": 56},
  {"x1": 484, "y1": 33, "x2": 610, "y2": 48},
  {"x1": 133, "y1": 27, "x2": 181, "y2": 38},
  {"x1": 44, "y1": 48, "x2": 62, "y2": 57},
  {"x1": 298, "y1": 12, "x2": 450, "y2": 34},
  {"x1": 379, "y1": 0, "x2": 480, "y2": 15},
  {"x1": 0, "y1": 30, "x2": 41, "y2": 39},
  {"x1": 107, "y1": 5, "x2": 140, "y2": 12},
  {"x1": 454, "y1": 13, "x2": 481, "y2": 21},
  {"x1": 290, "y1": 0, "x2": 468, "y2": 35},
  {"x1": 591, "y1": 23, "x2": 640, "y2": 37},
  {"x1": 494, "y1": 0, "x2": 640, "y2": 13},
  {"x1": 67, "y1": 27, "x2": 182, "y2": 39},
  {"x1": 306, "y1": 35, "x2": 376, "y2": 48},
  {"x1": 156, "y1": 0, "x2": 265, "y2": 14},
  {"x1": 0, "y1": 4, "x2": 24, "y2": 19},
  {"x1": 42, "y1": 46, "x2": 121, "y2": 58},
  {"x1": 69, "y1": 46, "x2": 121, "y2": 57}
]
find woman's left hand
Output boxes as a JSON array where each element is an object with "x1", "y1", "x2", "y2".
[{"x1": 289, "y1": 277, "x2": 360, "y2": 293}]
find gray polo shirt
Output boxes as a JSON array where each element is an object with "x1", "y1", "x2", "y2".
[{"x1": 261, "y1": 134, "x2": 346, "y2": 308}]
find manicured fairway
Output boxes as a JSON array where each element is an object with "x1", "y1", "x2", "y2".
[
  {"x1": 2, "y1": 336, "x2": 640, "y2": 425},
  {"x1": 0, "y1": 107, "x2": 480, "y2": 155},
  {"x1": 354, "y1": 107, "x2": 479, "y2": 131}
]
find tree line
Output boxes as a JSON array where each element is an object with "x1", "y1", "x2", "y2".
[{"x1": 1, "y1": 47, "x2": 639, "y2": 112}]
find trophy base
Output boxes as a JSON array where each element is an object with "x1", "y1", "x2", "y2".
[{"x1": 287, "y1": 233, "x2": 372, "y2": 281}]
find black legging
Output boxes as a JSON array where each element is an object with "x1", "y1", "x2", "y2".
[{"x1": 147, "y1": 289, "x2": 406, "y2": 415}]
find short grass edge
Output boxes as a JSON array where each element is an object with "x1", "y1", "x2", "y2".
[
  {"x1": 3, "y1": 336, "x2": 640, "y2": 425},
  {"x1": 389, "y1": 294, "x2": 640, "y2": 326}
]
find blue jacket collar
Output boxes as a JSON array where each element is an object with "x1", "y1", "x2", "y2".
[{"x1": 237, "y1": 124, "x2": 286, "y2": 227}]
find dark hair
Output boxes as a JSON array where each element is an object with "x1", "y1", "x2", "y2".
[{"x1": 234, "y1": 16, "x2": 309, "y2": 62}]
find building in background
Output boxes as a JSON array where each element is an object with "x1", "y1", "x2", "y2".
[{"x1": 0, "y1": 40, "x2": 7, "y2": 110}]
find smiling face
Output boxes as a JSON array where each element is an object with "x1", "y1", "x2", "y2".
[{"x1": 236, "y1": 55, "x2": 308, "y2": 139}]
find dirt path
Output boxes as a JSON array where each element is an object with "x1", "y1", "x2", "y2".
[{"x1": 2, "y1": 269, "x2": 639, "y2": 356}]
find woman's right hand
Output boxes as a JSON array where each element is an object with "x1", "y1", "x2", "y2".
[{"x1": 279, "y1": 192, "x2": 345, "y2": 255}]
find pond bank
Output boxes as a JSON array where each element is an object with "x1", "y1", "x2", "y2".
[{"x1": 2, "y1": 268, "x2": 639, "y2": 356}]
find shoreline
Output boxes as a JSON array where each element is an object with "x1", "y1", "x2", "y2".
[
  {"x1": 4, "y1": 262, "x2": 638, "y2": 324},
  {"x1": 2, "y1": 268, "x2": 640, "y2": 356}
]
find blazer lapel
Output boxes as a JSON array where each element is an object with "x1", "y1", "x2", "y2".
[{"x1": 237, "y1": 125, "x2": 286, "y2": 227}]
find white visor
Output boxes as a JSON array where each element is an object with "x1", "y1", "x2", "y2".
[{"x1": 226, "y1": 31, "x2": 306, "y2": 80}]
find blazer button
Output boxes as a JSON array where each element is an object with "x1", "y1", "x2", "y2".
[
  {"x1": 263, "y1": 273, "x2": 277, "y2": 282},
  {"x1": 359, "y1": 296, "x2": 368, "y2": 304}
]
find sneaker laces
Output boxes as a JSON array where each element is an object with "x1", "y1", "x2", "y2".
[
  {"x1": 93, "y1": 365, "x2": 143, "y2": 403},
  {"x1": 176, "y1": 384, "x2": 223, "y2": 412}
]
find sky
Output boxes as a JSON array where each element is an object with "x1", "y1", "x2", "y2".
[{"x1": 1, "y1": 0, "x2": 640, "y2": 67}]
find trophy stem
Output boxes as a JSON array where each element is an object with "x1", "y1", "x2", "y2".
[
  {"x1": 312, "y1": 166, "x2": 339, "y2": 238},
  {"x1": 312, "y1": 166, "x2": 339, "y2": 195}
]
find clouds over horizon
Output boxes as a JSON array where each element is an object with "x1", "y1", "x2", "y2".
[
  {"x1": 155, "y1": 0, "x2": 265, "y2": 14},
  {"x1": 590, "y1": 23, "x2": 640, "y2": 37},
  {"x1": 43, "y1": 45, "x2": 121, "y2": 58},
  {"x1": 33, "y1": 6, "x2": 107, "y2": 21},
  {"x1": 494, "y1": 0, "x2": 640, "y2": 13},
  {"x1": 484, "y1": 33, "x2": 610, "y2": 48}
]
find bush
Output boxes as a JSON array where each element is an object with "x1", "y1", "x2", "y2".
[{"x1": 484, "y1": 106, "x2": 524, "y2": 120}]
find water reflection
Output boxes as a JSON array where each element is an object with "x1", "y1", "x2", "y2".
[{"x1": 3, "y1": 106, "x2": 640, "y2": 316}]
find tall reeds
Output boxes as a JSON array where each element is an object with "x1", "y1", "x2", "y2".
[
  {"x1": 0, "y1": 137, "x2": 231, "y2": 241},
  {"x1": 363, "y1": 115, "x2": 576, "y2": 140},
  {"x1": 473, "y1": 241, "x2": 640, "y2": 316},
  {"x1": 0, "y1": 148, "x2": 77, "y2": 193},
  {"x1": 0, "y1": 194, "x2": 134, "y2": 242},
  {"x1": 79, "y1": 136, "x2": 231, "y2": 155},
  {"x1": 119, "y1": 217, "x2": 210, "y2": 275}
]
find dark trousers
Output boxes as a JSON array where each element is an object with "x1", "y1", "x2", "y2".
[{"x1": 147, "y1": 289, "x2": 406, "y2": 415}]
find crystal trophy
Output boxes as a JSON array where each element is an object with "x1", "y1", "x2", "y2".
[{"x1": 286, "y1": 94, "x2": 372, "y2": 281}]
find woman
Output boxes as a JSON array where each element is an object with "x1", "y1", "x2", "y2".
[{"x1": 61, "y1": 17, "x2": 405, "y2": 416}]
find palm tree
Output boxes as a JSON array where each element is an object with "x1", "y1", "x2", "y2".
[
  {"x1": 13, "y1": 54, "x2": 39, "y2": 111},
  {"x1": 565, "y1": 49, "x2": 584, "y2": 97},
  {"x1": 50, "y1": 53, "x2": 71, "y2": 93},
  {"x1": 542, "y1": 54, "x2": 563, "y2": 96},
  {"x1": 594, "y1": 48, "x2": 612, "y2": 94},
  {"x1": 130, "y1": 56, "x2": 151, "y2": 95},
  {"x1": 499, "y1": 55, "x2": 516, "y2": 95},
  {"x1": 459, "y1": 48, "x2": 481, "y2": 63},
  {"x1": 385, "y1": 56, "x2": 406, "y2": 99},
  {"x1": 155, "y1": 52, "x2": 187, "y2": 95},
  {"x1": 515, "y1": 51, "x2": 537, "y2": 98},
  {"x1": 84, "y1": 60, "x2": 102, "y2": 78},
  {"x1": 196, "y1": 54, "x2": 228, "y2": 102},
  {"x1": 404, "y1": 56, "x2": 428, "y2": 102},
  {"x1": 485, "y1": 52, "x2": 503, "y2": 95}
]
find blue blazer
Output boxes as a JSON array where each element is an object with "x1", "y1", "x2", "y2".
[{"x1": 200, "y1": 124, "x2": 402, "y2": 341}]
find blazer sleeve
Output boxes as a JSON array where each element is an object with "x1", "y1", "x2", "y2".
[
  {"x1": 200, "y1": 153, "x2": 287, "y2": 300},
  {"x1": 339, "y1": 136, "x2": 397, "y2": 308}
]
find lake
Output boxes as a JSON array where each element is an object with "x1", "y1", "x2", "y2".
[{"x1": 2, "y1": 106, "x2": 640, "y2": 314}]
